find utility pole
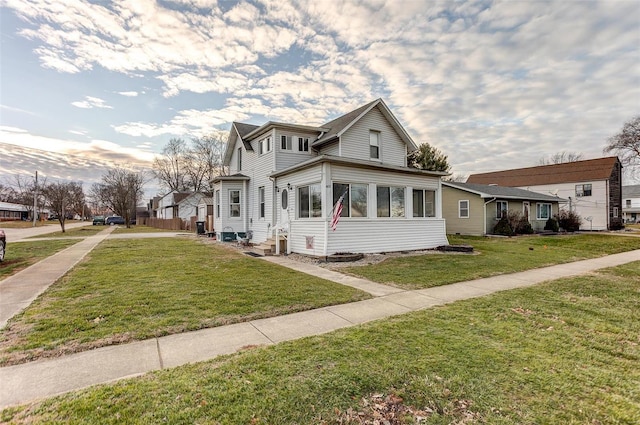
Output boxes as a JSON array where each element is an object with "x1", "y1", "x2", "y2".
[{"x1": 32, "y1": 171, "x2": 38, "y2": 227}]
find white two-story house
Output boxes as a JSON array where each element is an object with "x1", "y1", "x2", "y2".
[{"x1": 213, "y1": 99, "x2": 450, "y2": 256}]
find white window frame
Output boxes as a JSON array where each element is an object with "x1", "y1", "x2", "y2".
[
  {"x1": 215, "y1": 190, "x2": 220, "y2": 218},
  {"x1": 575, "y1": 184, "x2": 592, "y2": 197},
  {"x1": 369, "y1": 130, "x2": 380, "y2": 160},
  {"x1": 536, "y1": 203, "x2": 551, "y2": 220},
  {"x1": 459, "y1": 200, "x2": 469, "y2": 218},
  {"x1": 297, "y1": 184, "x2": 322, "y2": 218},
  {"x1": 281, "y1": 135, "x2": 292, "y2": 150},
  {"x1": 229, "y1": 189, "x2": 241, "y2": 218},
  {"x1": 377, "y1": 186, "x2": 405, "y2": 218},
  {"x1": 236, "y1": 147, "x2": 242, "y2": 171},
  {"x1": 412, "y1": 189, "x2": 436, "y2": 218},
  {"x1": 496, "y1": 201, "x2": 508, "y2": 219},
  {"x1": 333, "y1": 182, "x2": 368, "y2": 218},
  {"x1": 613, "y1": 207, "x2": 619, "y2": 218},
  {"x1": 258, "y1": 186, "x2": 265, "y2": 219},
  {"x1": 298, "y1": 137, "x2": 309, "y2": 152}
]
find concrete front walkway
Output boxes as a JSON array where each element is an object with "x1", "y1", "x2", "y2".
[
  {"x1": 2, "y1": 221, "x2": 93, "y2": 242},
  {"x1": 1, "y1": 247, "x2": 638, "y2": 409}
]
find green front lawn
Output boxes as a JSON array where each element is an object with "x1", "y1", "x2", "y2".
[
  {"x1": 342, "y1": 234, "x2": 640, "y2": 289},
  {"x1": 3, "y1": 262, "x2": 638, "y2": 424},
  {"x1": 29, "y1": 225, "x2": 104, "y2": 238},
  {"x1": 0, "y1": 238, "x2": 369, "y2": 365},
  {"x1": 0, "y1": 240, "x2": 80, "y2": 280}
]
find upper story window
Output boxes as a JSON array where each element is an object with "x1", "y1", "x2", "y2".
[
  {"x1": 377, "y1": 186, "x2": 404, "y2": 217},
  {"x1": 298, "y1": 137, "x2": 309, "y2": 152},
  {"x1": 459, "y1": 200, "x2": 469, "y2": 218},
  {"x1": 369, "y1": 130, "x2": 380, "y2": 159},
  {"x1": 281, "y1": 135, "x2": 292, "y2": 150},
  {"x1": 413, "y1": 189, "x2": 436, "y2": 218},
  {"x1": 229, "y1": 190, "x2": 241, "y2": 218},
  {"x1": 496, "y1": 201, "x2": 508, "y2": 219},
  {"x1": 258, "y1": 137, "x2": 272, "y2": 155},
  {"x1": 626, "y1": 199, "x2": 632, "y2": 207},
  {"x1": 576, "y1": 184, "x2": 592, "y2": 197},
  {"x1": 298, "y1": 184, "x2": 322, "y2": 218},
  {"x1": 236, "y1": 148, "x2": 242, "y2": 171}
]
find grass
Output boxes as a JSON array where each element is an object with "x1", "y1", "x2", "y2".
[
  {"x1": 110, "y1": 225, "x2": 181, "y2": 234},
  {"x1": 0, "y1": 238, "x2": 369, "y2": 365},
  {"x1": 341, "y1": 234, "x2": 640, "y2": 289},
  {"x1": 2, "y1": 261, "x2": 638, "y2": 424},
  {"x1": 29, "y1": 225, "x2": 104, "y2": 238},
  {"x1": 0, "y1": 240, "x2": 79, "y2": 280}
]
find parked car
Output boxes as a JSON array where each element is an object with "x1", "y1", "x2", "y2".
[
  {"x1": 105, "y1": 216, "x2": 125, "y2": 226},
  {"x1": 92, "y1": 215, "x2": 105, "y2": 225},
  {"x1": 0, "y1": 229, "x2": 6, "y2": 262}
]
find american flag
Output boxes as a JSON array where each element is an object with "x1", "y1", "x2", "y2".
[{"x1": 330, "y1": 190, "x2": 347, "y2": 231}]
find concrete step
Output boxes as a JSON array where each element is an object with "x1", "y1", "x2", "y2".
[{"x1": 252, "y1": 245, "x2": 273, "y2": 256}]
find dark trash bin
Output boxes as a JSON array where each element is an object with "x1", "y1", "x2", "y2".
[{"x1": 196, "y1": 221, "x2": 205, "y2": 235}]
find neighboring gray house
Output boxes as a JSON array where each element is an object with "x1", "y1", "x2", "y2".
[
  {"x1": 214, "y1": 98, "x2": 450, "y2": 255},
  {"x1": 442, "y1": 182, "x2": 563, "y2": 236},
  {"x1": 622, "y1": 184, "x2": 640, "y2": 223}
]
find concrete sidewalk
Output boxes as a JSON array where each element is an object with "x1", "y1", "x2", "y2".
[
  {"x1": 0, "y1": 226, "x2": 116, "y2": 328},
  {"x1": 1, "y1": 248, "x2": 638, "y2": 409},
  {"x1": 3, "y1": 221, "x2": 93, "y2": 242}
]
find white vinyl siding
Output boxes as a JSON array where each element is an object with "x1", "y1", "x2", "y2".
[
  {"x1": 338, "y1": 105, "x2": 407, "y2": 166},
  {"x1": 275, "y1": 130, "x2": 317, "y2": 171}
]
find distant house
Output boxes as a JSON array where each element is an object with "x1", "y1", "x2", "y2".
[
  {"x1": 0, "y1": 201, "x2": 28, "y2": 221},
  {"x1": 175, "y1": 192, "x2": 211, "y2": 222},
  {"x1": 214, "y1": 98, "x2": 450, "y2": 255},
  {"x1": 466, "y1": 157, "x2": 623, "y2": 231},
  {"x1": 622, "y1": 185, "x2": 640, "y2": 223},
  {"x1": 156, "y1": 192, "x2": 191, "y2": 219},
  {"x1": 442, "y1": 182, "x2": 563, "y2": 236}
]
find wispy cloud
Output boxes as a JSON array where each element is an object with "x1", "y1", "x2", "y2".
[
  {"x1": 71, "y1": 96, "x2": 113, "y2": 109},
  {"x1": 117, "y1": 91, "x2": 139, "y2": 97}
]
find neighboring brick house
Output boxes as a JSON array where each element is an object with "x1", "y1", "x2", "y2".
[{"x1": 466, "y1": 157, "x2": 623, "y2": 231}]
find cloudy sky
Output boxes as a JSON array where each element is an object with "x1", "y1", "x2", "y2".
[{"x1": 1, "y1": 0, "x2": 639, "y2": 197}]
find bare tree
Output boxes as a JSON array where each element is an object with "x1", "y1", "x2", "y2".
[
  {"x1": 153, "y1": 134, "x2": 227, "y2": 193},
  {"x1": 41, "y1": 181, "x2": 85, "y2": 232},
  {"x1": 92, "y1": 167, "x2": 146, "y2": 228},
  {"x1": 604, "y1": 115, "x2": 640, "y2": 170},
  {"x1": 185, "y1": 133, "x2": 227, "y2": 192},
  {"x1": 152, "y1": 138, "x2": 188, "y2": 192},
  {"x1": 538, "y1": 151, "x2": 584, "y2": 165}
]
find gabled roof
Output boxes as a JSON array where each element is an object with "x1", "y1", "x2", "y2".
[
  {"x1": 223, "y1": 122, "x2": 258, "y2": 166},
  {"x1": 622, "y1": 184, "x2": 640, "y2": 198},
  {"x1": 466, "y1": 157, "x2": 620, "y2": 187},
  {"x1": 443, "y1": 182, "x2": 564, "y2": 202},
  {"x1": 312, "y1": 98, "x2": 419, "y2": 151}
]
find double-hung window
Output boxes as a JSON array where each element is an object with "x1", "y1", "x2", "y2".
[
  {"x1": 298, "y1": 184, "x2": 322, "y2": 218},
  {"x1": 258, "y1": 187, "x2": 265, "y2": 219},
  {"x1": 369, "y1": 131, "x2": 380, "y2": 159},
  {"x1": 229, "y1": 190, "x2": 241, "y2": 218},
  {"x1": 281, "y1": 135, "x2": 292, "y2": 150},
  {"x1": 576, "y1": 184, "x2": 592, "y2": 197},
  {"x1": 215, "y1": 190, "x2": 220, "y2": 218},
  {"x1": 413, "y1": 189, "x2": 436, "y2": 217},
  {"x1": 377, "y1": 186, "x2": 405, "y2": 217},
  {"x1": 536, "y1": 203, "x2": 551, "y2": 220},
  {"x1": 333, "y1": 183, "x2": 368, "y2": 218},
  {"x1": 298, "y1": 137, "x2": 309, "y2": 152},
  {"x1": 496, "y1": 201, "x2": 508, "y2": 219},
  {"x1": 459, "y1": 200, "x2": 469, "y2": 218},
  {"x1": 236, "y1": 148, "x2": 242, "y2": 171}
]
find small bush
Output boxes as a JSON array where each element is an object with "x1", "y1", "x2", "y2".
[
  {"x1": 493, "y1": 216, "x2": 514, "y2": 236},
  {"x1": 516, "y1": 217, "x2": 534, "y2": 234},
  {"x1": 544, "y1": 217, "x2": 559, "y2": 232},
  {"x1": 555, "y1": 210, "x2": 582, "y2": 232}
]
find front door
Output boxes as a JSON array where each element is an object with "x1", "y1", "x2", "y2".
[
  {"x1": 523, "y1": 201, "x2": 530, "y2": 221},
  {"x1": 280, "y1": 189, "x2": 290, "y2": 227}
]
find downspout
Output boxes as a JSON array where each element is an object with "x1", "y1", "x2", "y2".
[
  {"x1": 322, "y1": 162, "x2": 331, "y2": 257},
  {"x1": 483, "y1": 197, "x2": 496, "y2": 235}
]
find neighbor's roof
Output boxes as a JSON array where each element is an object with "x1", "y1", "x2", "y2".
[
  {"x1": 622, "y1": 184, "x2": 640, "y2": 198},
  {"x1": 443, "y1": 182, "x2": 564, "y2": 202},
  {"x1": 0, "y1": 201, "x2": 28, "y2": 212},
  {"x1": 466, "y1": 157, "x2": 620, "y2": 187}
]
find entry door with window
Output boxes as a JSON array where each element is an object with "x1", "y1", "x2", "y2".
[
  {"x1": 280, "y1": 189, "x2": 290, "y2": 227},
  {"x1": 523, "y1": 201, "x2": 530, "y2": 221}
]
